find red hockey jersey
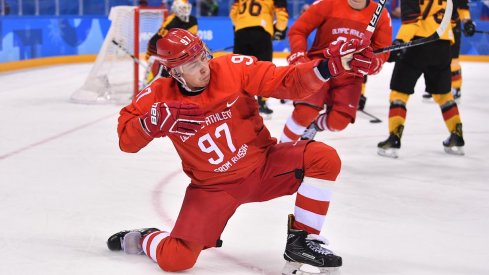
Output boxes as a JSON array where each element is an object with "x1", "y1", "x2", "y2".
[
  {"x1": 289, "y1": 0, "x2": 392, "y2": 62},
  {"x1": 118, "y1": 55, "x2": 327, "y2": 186}
]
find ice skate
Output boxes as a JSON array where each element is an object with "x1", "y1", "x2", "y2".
[
  {"x1": 443, "y1": 123, "x2": 464, "y2": 156},
  {"x1": 282, "y1": 215, "x2": 341, "y2": 275},
  {"x1": 301, "y1": 121, "x2": 322, "y2": 140},
  {"x1": 377, "y1": 126, "x2": 403, "y2": 159},
  {"x1": 107, "y1": 227, "x2": 160, "y2": 254}
]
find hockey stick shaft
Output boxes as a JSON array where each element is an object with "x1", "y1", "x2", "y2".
[
  {"x1": 211, "y1": 45, "x2": 234, "y2": 52},
  {"x1": 475, "y1": 30, "x2": 489, "y2": 34},
  {"x1": 363, "y1": 0, "x2": 389, "y2": 42},
  {"x1": 374, "y1": 0, "x2": 453, "y2": 54},
  {"x1": 111, "y1": 39, "x2": 147, "y2": 69},
  {"x1": 359, "y1": 109, "x2": 382, "y2": 122}
]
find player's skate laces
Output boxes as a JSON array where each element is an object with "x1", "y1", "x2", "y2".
[
  {"x1": 283, "y1": 215, "x2": 341, "y2": 275},
  {"x1": 377, "y1": 125, "x2": 403, "y2": 159},
  {"x1": 443, "y1": 123, "x2": 464, "y2": 155},
  {"x1": 301, "y1": 122, "x2": 321, "y2": 140},
  {"x1": 107, "y1": 228, "x2": 160, "y2": 254}
]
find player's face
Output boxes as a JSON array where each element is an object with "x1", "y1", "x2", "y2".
[
  {"x1": 174, "y1": 51, "x2": 211, "y2": 89},
  {"x1": 347, "y1": 0, "x2": 367, "y2": 9}
]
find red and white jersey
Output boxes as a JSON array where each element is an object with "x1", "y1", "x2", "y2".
[
  {"x1": 289, "y1": 0, "x2": 392, "y2": 62},
  {"x1": 118, "y1": 54, "x2": 326, "y2": 186}
]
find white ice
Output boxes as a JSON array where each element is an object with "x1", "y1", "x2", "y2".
[{"x1": 1, "y1": 60, "x2": 488, "y2": 275}]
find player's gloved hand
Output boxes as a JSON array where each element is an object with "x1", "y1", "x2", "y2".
[
  {"x1": 351, "y1": 47, "x2": 382, "y2": 76},
  {"x1": 273, "y1": 25, "x2": 288, "y2": 40},
  {"x1": 463, "y1": 19, "x2": 476, "y2": 37},
  {"x1": 287, "y1": 51, "x2": 310, "y2": 65},
  {"x1": 322, "y1": 38, "x2": 369, "y2": 77},
  {"x1": 358, "y1": 95, "x2": 367, "y2": 111},
  {"x1": 387, "y1": 39, "x2": 406, "y2": 63},
  {"x1": 140, "y1": 101, "x2": 205, "y2": 138}
]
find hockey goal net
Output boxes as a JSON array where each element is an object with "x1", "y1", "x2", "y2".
[{"x1": 71, "y1": 6, "x2": 167, "y2": 104}]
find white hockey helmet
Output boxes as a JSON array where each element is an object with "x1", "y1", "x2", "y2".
[{"x1": 171, "y1": 0, "x2": 192, "y2": 22}]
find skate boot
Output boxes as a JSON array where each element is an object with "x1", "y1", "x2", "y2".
[
  {"x1": 258, "y1": 96, "x2": 273, "y2": 119},
  {"x1": 282, "y1": 215, "x2": 342, "y2": 275},
  {"x1": 301, "y1": 121, "x2": 322, "y2": 140},
  {"x1": 107, "y1": 227, "x2": 160, "y2": 254},
  {"x1": 377, "y1": 125, "x2": 403, "y2": 159},
  {"x1": 443, "y1": 123, "x2": 464, "y2": 155}
]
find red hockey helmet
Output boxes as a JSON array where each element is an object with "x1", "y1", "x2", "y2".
[{"x1": 156, "y1": 29, "x2": 206, "y2": 70}]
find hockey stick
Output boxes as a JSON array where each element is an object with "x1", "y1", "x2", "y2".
[
  {"x1": 374, "y1": 0, "x2": 453, "y2": 54},
  {"x1": 111, "y1": 39, "x2": 148, "y2": 69},
  {"x1": 359, "y1": 109, "x2": 382, "y2": 123},
  {"x1": 363, "y1": 0, "x2": 389, "y2": 42},
  {"x1": 211, "y1": 45, "x2": 234, "y2": 52},
  {"x1": 475, "y1": 30, "x2": 489, "y2": 34}
]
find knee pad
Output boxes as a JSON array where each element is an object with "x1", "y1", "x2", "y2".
[
  {"x1": 292, "y1": 104, "x2": 321, "y2": 126},
  {"x1": 303, "y1": 142, "x2": 341, "y2": 181},
  {"x1": 326, "y1": 110, "x2": 352, "y2": 131},
  {"x1": 389, "y1": 90, "x2": 410, "y2": 104},
  {"x1": 432, "y1": 92, "x2": 455, "y2": 107},
  {"x1": 157, "y1": 238, "x2": 203, "y2": 272}
]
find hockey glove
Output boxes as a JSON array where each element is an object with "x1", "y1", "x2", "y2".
[
  {"x1": 273, "y1": 25, "x2": 288, "y2": 41},
  {"x1": 140, "y1": 102, "x2": 205, "y2": 138},
  {"x1": 463, "y1": 19, "x2": 476, "y2": 37},
  {"x1": 322, "y1": 39, "x2": 369, "y2": 77},
  {"x1": 387, "y1": 39, "x2": 406, "y2": 63},
  {"x1": 351, "y1": 47, "x2": 382, "y2": 76},
  {"x1": 287, "y1": 51, "x2": 310, "y2": 65}
]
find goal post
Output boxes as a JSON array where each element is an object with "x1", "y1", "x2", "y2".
[{"x1": 71, "y1": 6, "x2": 167, "y2": 104}]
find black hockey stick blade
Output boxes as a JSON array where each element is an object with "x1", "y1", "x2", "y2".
[
  {"x1": 374, "y1": 0, "x2": 453, "y2": 54},
  {"x1": 360, "y1": 110, "x2": 382, "y2": 123}
]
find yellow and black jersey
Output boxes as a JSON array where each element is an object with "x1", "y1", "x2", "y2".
[
  {"x1": 229, "y1": 0, "x2": 288, "y2": 37},
  {"x1": 453, "y1": 0, "x2": 471, "y2": 21},
  {"x1": 145, "y1": 14, "x2": 198, "y2": 60},
  {"x1": 157, "y1": 14, "x2": 198, "y2": 36},
  {"x1": 397, "y1": 0, "x2": 454, "y2": 42}
]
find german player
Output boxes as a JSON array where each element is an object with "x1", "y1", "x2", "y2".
[
  {"x1": 279, "y1": 0, "x2": 392, "y2": 143},
  {"x1": 377, "y1": 0, "x2": 465, "y2": 158},
  {"x1": 107, "y1": 29, "x2": 375, "y2": 274}
]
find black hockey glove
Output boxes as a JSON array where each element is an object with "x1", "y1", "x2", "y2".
[
  {"x1": 358, "y1": 95, "x2": 367, "y2": 111},
  {"x1": 273, "y1": 25, "x2": 288, "y2": 41},
  {"x1": 463, "y1": 20, "x2": 476, "y2": 37},
  {"x1": 387, "y1": 39, "x2": 406, "y2": 63}
]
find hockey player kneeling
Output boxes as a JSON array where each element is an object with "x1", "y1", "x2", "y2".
[{"x1": 109, "y1": 28, "x2": 376, "y2": 274}]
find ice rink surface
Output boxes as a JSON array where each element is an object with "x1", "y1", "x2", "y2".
[{"x1": 1, "y1": 59, "x2": 489, "y2": 275}]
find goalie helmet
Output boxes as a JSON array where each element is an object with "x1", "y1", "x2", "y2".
[{"x1": 171, "y1": 0, "x2": 192, "y2": 22}]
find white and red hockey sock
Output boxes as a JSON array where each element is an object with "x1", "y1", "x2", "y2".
[
  {"x1": 142, "y1": 231, "x2": 170, "y2": 262},
  {"x1": 280, "y1": 116, "x2": 307, "y2": 143},
  {"x1": 293, "y1": 176, "x2": 333, "y2": 235}
]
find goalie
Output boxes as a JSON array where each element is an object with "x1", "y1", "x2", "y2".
[{"x1": 144, "y1": 0, "x2": 198, "y2": 84}]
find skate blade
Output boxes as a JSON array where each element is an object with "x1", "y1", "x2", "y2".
[
  {"x1": 122, "y1": 231, "x2": 143, "y2": 254},
  {"x1": 444, "y1": 146, "x2": 465, "y2": 156},
  {"x1": 282, "y1": 261, "x2": 340, "y2": 275},
  {"x1": 377, "y1": 148, "x2": 399, "y2": 159}
]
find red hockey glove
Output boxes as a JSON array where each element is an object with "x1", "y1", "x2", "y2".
[
  {"x1": 287, "y1": 51, "x2": 310, "y2": 65},
  {"x1": 323, "y1": 39, "x2": 369, "y2": 77},
  {"x1": 140, "y1": 102, "x2": 205, "y2": 138},
  {"x1": 350, "y1": 47, "x2": 382, "y2": 76}
]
